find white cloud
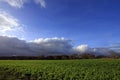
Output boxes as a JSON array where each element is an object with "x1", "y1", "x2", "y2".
[
  {"x1": 0, "y1": 0, "x2": 46, "y2": 8},
  {"x1": 75, "y1": 45, "x2": 113, "y2": 56},
  {"x1": 0, "y1": 11, "x2": 24, "y2": 38},
  {"x1": 34, "y1": 0, "x2": 46, "y2": 8},
  {"x1": 76, "y1": 44, "x2": 89, "y2": 53},
  {"x1": 0, "y1": 11, "x2": 19, "y2": 32},
  {"x1": 0, "y1": 0, "x2": 27, "y2": 8}
]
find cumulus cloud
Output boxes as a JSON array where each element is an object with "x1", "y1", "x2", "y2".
[
  {"x1": 75, "y1": 44, "x2": 113, "y2": 56},
  {"x1": 0, "y1": 0, "x2": 46, "y2": 8},
  {"x1": 34, "y1": 0, "x2": 46, "y2": 8},
  {"x1": 76, "y1": 44, "x2": 90, "y2": 53}
]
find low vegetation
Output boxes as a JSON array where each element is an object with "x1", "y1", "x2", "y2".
[{"x1": 0, "y1": 59, "x2": 120, "y2": 80}]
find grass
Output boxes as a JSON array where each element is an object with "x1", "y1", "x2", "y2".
[{"x1": 0, "y1": 59, "x2": 120, "y2": 80}]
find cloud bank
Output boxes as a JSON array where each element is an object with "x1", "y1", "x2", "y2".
[
  {"x1": 0, "y1": 36, "x2": 74, "y2": 56},
  {"x1": 29, "y1": 37, "x2": 74, "y2": 55},
  {"x1": 0, "y1": 36, "x2": 117, "y2": 56},
  {"x1": 109, "y1": 43, "x2": 120, "y2": 53},
  {"x1": 0, "y1": 0, "x2": 46, "y2": 8}
]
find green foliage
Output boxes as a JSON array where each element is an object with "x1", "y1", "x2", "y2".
[{"x1": 0, "y1": 59, "x2": 120, "y2": 80}]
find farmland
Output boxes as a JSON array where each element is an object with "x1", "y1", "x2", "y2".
[{"x1": 0, "y1": 59, "x2": 120, "y2": 80}]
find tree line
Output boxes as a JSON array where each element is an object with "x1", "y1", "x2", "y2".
[{"x1": 0, "y1": 52, "x2": 120, "y2": 60}]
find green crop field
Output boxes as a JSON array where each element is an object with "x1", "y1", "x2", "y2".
[{"x1": 0, "y1": 59, "x2": 120, "y2": 80}]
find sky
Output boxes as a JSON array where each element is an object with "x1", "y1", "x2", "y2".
[{"x1": 0, "y1": 0, "x2": 120, "y2": 48}]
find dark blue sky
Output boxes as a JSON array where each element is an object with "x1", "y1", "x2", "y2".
[{"x1": 0, "y1": 0, "x2": 120, "y2": 47}]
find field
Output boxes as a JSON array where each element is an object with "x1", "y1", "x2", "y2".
[{"x1": 0, "y1": 59, "x2": 120, "y2": 80}]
